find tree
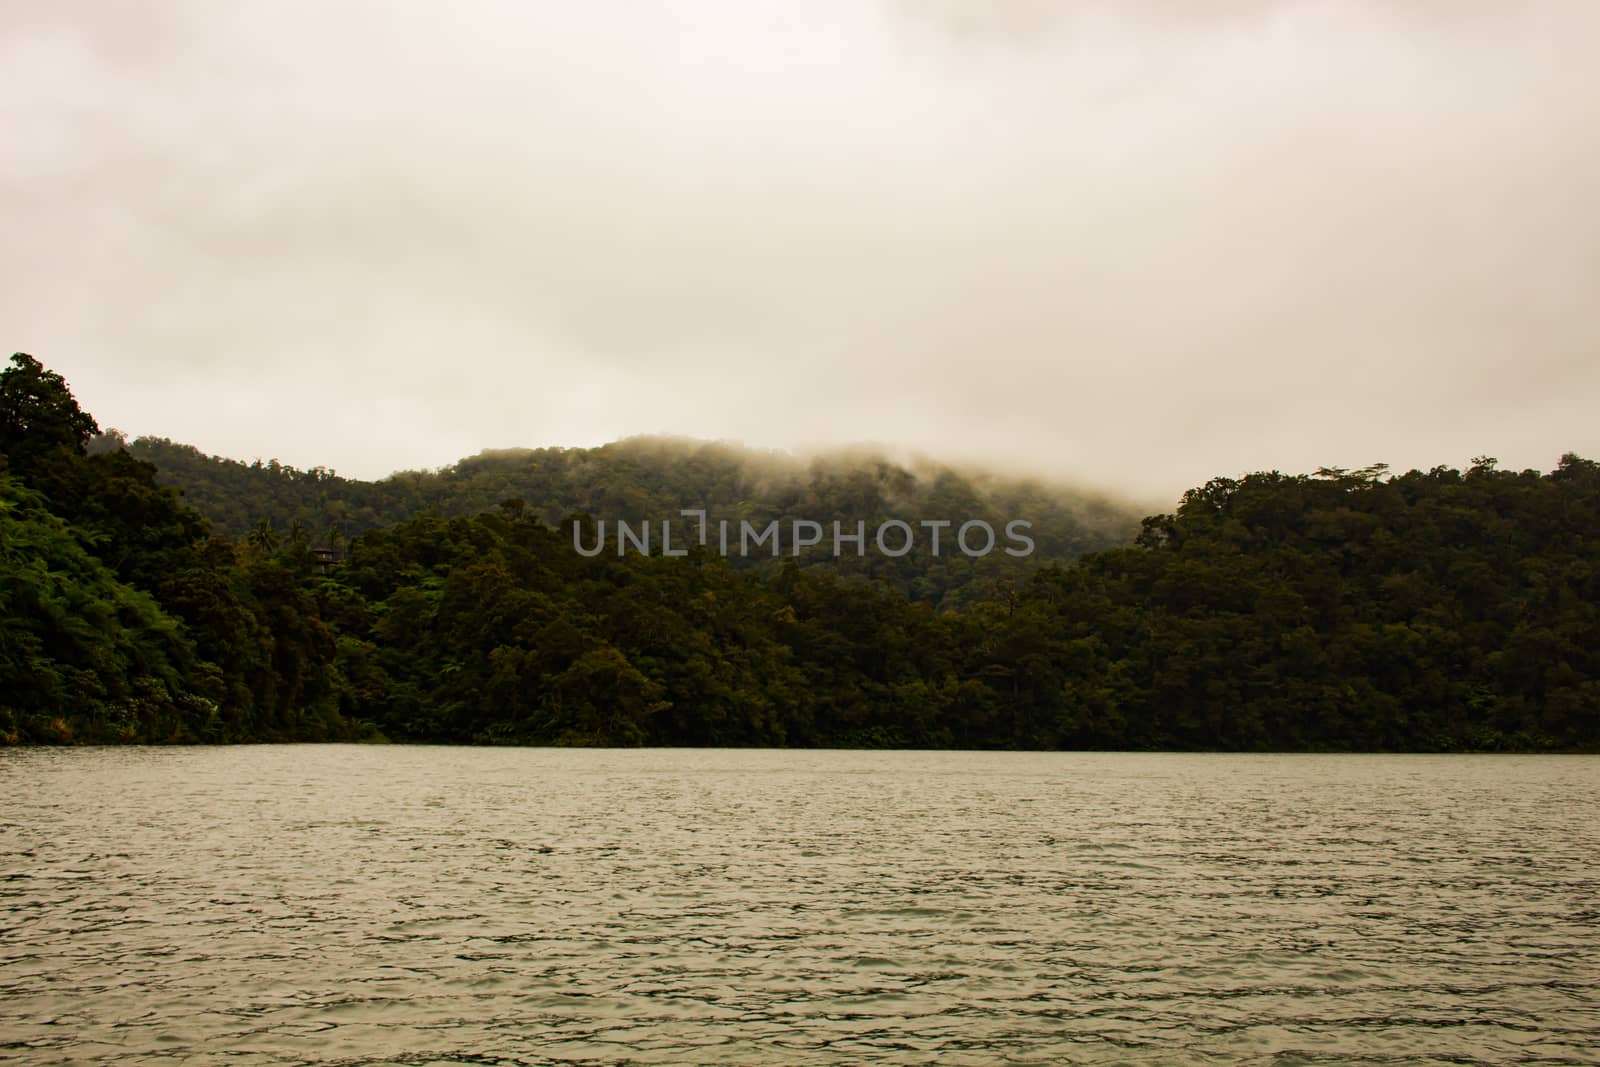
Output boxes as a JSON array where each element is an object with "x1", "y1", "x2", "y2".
[
  {"x1": 0, "y1": 353, "x2": 100, "y2": 468},
  {"x1": 249, "y1": 519, "x2": 279, "y2": 554}
]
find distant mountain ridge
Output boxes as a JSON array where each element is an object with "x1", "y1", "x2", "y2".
[{"x1": 95, "y1": 432, "x2": 1143, "y2": 609}]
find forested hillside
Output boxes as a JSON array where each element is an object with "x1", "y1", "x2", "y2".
[
  {"x1": 99, "y1": 434, "x2": 1140, "y2": 610},
  {"x1": 7, "y1": 353, "x2": 1599, "y2": 751},
  {"x1": 2, "y1": 355, "x2": 348, "y2": 743}
]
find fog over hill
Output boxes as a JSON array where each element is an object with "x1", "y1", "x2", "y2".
[
  {"x1": 10, "y1": 350, "x2": 1599, "y2": 752},
  {"x1": 105, "y1": 431, "x2": 1145, "y2": 610}
]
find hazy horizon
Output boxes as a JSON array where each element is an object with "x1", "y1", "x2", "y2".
[{"x1": 5, "y1": 1, "x2": 1597, "y2": 498}]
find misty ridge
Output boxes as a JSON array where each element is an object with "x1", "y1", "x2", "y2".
[
  {"x1": 97, "y1": 431, "x2": 1144, "y2": 610},
  {"x1": 8, "y1": 343, "x2": 1598, "y2": 751}
]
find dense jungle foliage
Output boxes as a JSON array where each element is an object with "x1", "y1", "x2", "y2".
[{"x1": 6, "y1": 353, "x2": 1598, "y2": 751}]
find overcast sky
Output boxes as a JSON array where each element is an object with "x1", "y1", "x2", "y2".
[{"x1": 4, "y1": 1, "x2": 1597, "y2": 501}]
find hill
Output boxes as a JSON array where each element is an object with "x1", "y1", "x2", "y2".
[
  {"x1": 97, "y1": 433, "x2": 1143, "y2": 609},
  {"x1": 8, "y1": 352, "x2": 1598, "y2": 752}
]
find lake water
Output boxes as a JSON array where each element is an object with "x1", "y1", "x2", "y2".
[{"x1": 1, "y1": 748, "x2": 1596, "y2": 1065}]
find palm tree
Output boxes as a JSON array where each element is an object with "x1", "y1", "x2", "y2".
[{"x1": 249, "y1": 518, "x2": 279, "y2": 554}]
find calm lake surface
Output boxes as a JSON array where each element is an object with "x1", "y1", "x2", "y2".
[{"x1": 1, "y1": 748, "x2": 1596, "y2": 1066}]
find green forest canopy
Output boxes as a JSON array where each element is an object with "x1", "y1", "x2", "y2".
[{"x1": 6, "y1": 352, "x2": 1598, "y2": 752}]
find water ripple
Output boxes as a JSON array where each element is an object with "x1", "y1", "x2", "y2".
[{"x1": 1, "y1": 748, "x2": 1597, "y2": 1065}]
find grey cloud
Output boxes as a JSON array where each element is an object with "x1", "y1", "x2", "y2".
[{"x1": 2, "y1": 0, "x2": 1597, "y2": 500}]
